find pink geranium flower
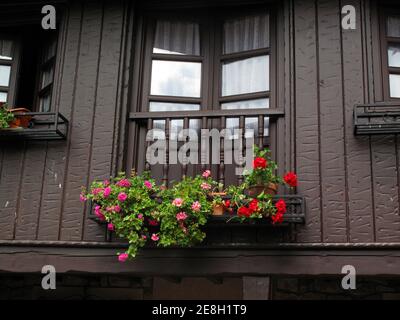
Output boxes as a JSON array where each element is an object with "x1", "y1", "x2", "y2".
[
  {"x1": 200, "y1": 182, "x2": 211, "y2": 190},
  {"x1": 202, "y1": 170, "x2": 211, "y2": 178},
  {"x1": 103, "y1": 186, "x2": 111, "y2": 198},
  {"x1": 138, "y1": 213, "x2": 144, "y2": 220},
  {"x1": 79, "y1": 193, "x2": 87, "y2": 202},
  {"x1": 142, "y1": 235, "x2": 147, "y2": 240},
  {"x1": 118, "y1": 192, "x2": 127, "y2": 202},
  {"x1": 144, "y1": 180, "x2": 153, "y2": 189},
  {"x1": 151, "y1": 233, "x2": 159, "y2": 241},
  {"x1": 114, "y1": 205, "x2": 121, "y2": 213},
  {"x1": 191, "y1": 201, "x2": 201, "y2": 212},
  {"x1": 118, "y1": 253, "x2": 129, "y2": 262},
  {"x1": 94, "y1": 205, "x2": 105, "y2": 221},
  {"x1": 172, "y1": 198, "x2": 183, "y2": 207},
  {"x1": 107, "y1": 223, "x2": 114, "y2": 231},
  {"x1": 116, "y1": 179, "x2": 131, "y2": 187},
  {"x1": 103, "y1": 180, "x2": 110, "y2": 187},
  {"x1": 92, "y1": 187, "x2": 103, "y2": 195},
  {"x1": 176, "y1": 212, "x2": 188, "y2": 221}
]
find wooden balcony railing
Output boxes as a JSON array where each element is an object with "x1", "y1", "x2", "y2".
[{"x1": 129, "y1": 108, "x2": 285, "y2": 187}]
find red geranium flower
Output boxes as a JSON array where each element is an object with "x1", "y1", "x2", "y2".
[
  {"x1": 248, "y1": 199, "x2": 259, "y2": 212},
  {"x1": 238, "y1": 206, "x2": 251, "y2": 218},
  {"x1": 253, "y1": 157, "x2": 267, "y2": 169},
  {"x1": 284, "y1": 172, "x2": 298, "y2": 187},
  {"x1": 275, "y1": 199, "x2": 287, "y2": 214},
  {"x1": 148, "y1": 219, "x2": 159, "y2": 226},
  {"x1": 223, "y1": 200, "x2": 231, "y2": 208},
  {"x1": 271, "y1": 212, "x2": 284, "y2": 224}
]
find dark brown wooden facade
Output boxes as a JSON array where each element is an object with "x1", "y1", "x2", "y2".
[{"x1": 1, "y1": 0, "x2": 400, "y2": 277}]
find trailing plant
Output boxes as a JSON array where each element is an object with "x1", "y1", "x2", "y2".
[
  {"x1": 81, "y1": 171, "x2": 159, "y2": 261},
  {"x1": 81, "y1": 146, "x2": 298, "y2": 261},
  {"x1": 0, "y1": 103, "x2": 14, "y2": 129},
  {"x1": 156, "y1": 173, "x2": 217, "y2": 247}
]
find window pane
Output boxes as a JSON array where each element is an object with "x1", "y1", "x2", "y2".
[
  {"x1": 223, "y1": 13, "x2": 269, "y2": 54},
  {"x1": 390, "y1": 74, "x2": 400, "y2": 98},
  {"x1": 222, "y1": 55, "x2": 269, "y2": 96},
  {"x1": 42, "y1": 67, "x2": 54, "y2": 89},
  {"x1": 0, "y1": 92, "x2": 7, "y2": 102},
  {"x1": 0, "y1": 65, "x2": 11, "y2": 86},
  {"x1": 387, "y1": 16, "x2": 400, "y2": 38},
  {"x1": 0, "y1": 40, "x2": 13, "y2": 60},
  {"x1": 221, "y1": 98, "x2": 269, "y2": 110},
  {"x1": 153, "y1": 20, "x2": 200, "y2": 55},
  {"x1": 151, "y1": 60, "x2": 201, "y2": 97},
  {"x1": 43, "y1": 40, "x2": 57, "y2": 62},
  {"x1": 149, "y1": 102, "x2": 200, "y2": 112},
  {"x1": 40, "y1": 94, "x2": 51, "y2": 112},
  {"x1": 225, "y1": 117, "x2": 269, "y2": 139},
  {"x1": 388, "y1": 45, "x2": 400, "y2": 67}
]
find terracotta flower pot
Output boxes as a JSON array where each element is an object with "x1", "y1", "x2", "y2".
[
  {"x1": 8, "y1": 108, "x2": 32, "y2": 128},
  {"x1": 209, "y1": 192, "x2": 227, "y2": 216},
  {"x1": 247, "y1": 183, "x2": 278, "y2": 197},
  {"x1": 212, "y1": 203, "x2": 225, "y2": 216}
]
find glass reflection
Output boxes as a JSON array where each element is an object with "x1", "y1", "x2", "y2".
[
  {"x1": 222, "y1": 55, "x2": 269, "y2": 96},
  {"x1": 388, "y1": 45, "x2": 400, "y2": 68},
  {"x1": 151, "y1": 60, "x2": 201, "y2": 97},
  {"x1": 0, "y1": 65, "x2": 11, "y2": 87},
  {"x1": 0, "y1": 91, "x2": 7, "y2": 102},
  {"x1": 0, "y1": 40, "x2": 13, "y2": 60},
  {"x1": 390, "y1": 74, "x2": 400, "y2": 98},
  {"x1": 153, "y1": 20, "x2": 200, "y2": 55},
  {"x1": 223, "y1": 13, "x2": 269, "y2": 54},
  {"x1": 387, "y1": 16, "x2": 400, "y2": 38}
]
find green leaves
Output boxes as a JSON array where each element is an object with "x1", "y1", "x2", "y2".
[{"x1": 0, "y1": 103, "x2": 14, "y2": 129}]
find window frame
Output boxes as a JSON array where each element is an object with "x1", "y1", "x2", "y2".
[
  {"x1": 137, "y1": 5, "x2": 276, "y2": 113},
  {"x1": 35, "y1": 34, "x2": 58, "y2": 112},
  {"x1": 380, "y1": 7, "x2": 400, "y2": 100},
  {"x1": 0, "y1": 34, "x2": 21, "y2": 106}
]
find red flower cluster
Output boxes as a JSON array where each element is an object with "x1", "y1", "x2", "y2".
[
  {"x1": 253, "y1": 157, "x2": 267, "y2": 169},
  {"x1": 271, "y1": 199, "x2": 287, "y2": 224},
  {"x1": 238, "y1": 199, "x2": 259, "y2": 218},
  {"x1": 284, "y1": 172, "x2": 298, "y2": 187}
]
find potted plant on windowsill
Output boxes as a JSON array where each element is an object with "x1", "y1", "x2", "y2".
[
  {"x1": 244, "y1": 146, "x2": 283, "y2": 197},
  {"x1": 8, "y1": 107, "x2": 32, "y2": 129}
]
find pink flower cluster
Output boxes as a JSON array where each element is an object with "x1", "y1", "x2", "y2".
[
  {"x1": 172, "y1": 198, "x2": 183, "y2": 207},
  {"x1": 94, "y1": 205, "x2": 105, "y2": 221},
  {"x1": 176, "y1": 212, "x2": 188, "y2": 221},
  {"x1": 118, "y1": 192, "x2": 127, "y2": 202},
  {"x1": 202, "y1": 170, "x2": 211, "y2": 178},
  {"x1": 200, "y1": 182, "x2": 211, "y2": 190},
  {"x1": 191, "y1": 201, "x2": 201, "y2": 212},
  {"x1": 144, "y1": 180, "x2": 153, "y2": 189},
  {"x1": 116, "y1": 179, "x2": 131, "y2": 187}
]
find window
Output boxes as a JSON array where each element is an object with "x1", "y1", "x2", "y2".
[
  {"x1": 0, "y1": 26, "x2": 58, "y2": 110},
  {"x1": 141, "y1": 11, "x2": 272, "y2": 132},
  {"x1": 382, "y1": 12, "x2": 400, "y2": 99},
  {"x1": 0, "y1": 38, "x2": 19, "y2": 105},
  {"x1": 130, "y1": 7, "x2": 275, "y2": 179}
]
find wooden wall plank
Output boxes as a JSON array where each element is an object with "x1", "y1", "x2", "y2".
[
  {"x1": 293, "y1": 0, "x2": 322, "y2": 242},
  {"x1": 83, "y1": 0, "x2": 125, "y2": 241},
  {"x1": 317, "y1": 0, "x2": 347, "y2": 242},
  {"x1": 37, "y1": 2, "x2": 82, "y2": 240},
  {"x1": 59, "y1": 1, "x2": 103, "y2": 241},
  {"x1": 341, "y1": 0, "x2": 374, "y2": 243},
  {"x1": 14, "y1": 143, "x2": 47, "y2": 239},
  {"x1": 0, "y1": 142, "x2": 25, "y2": 239}
]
